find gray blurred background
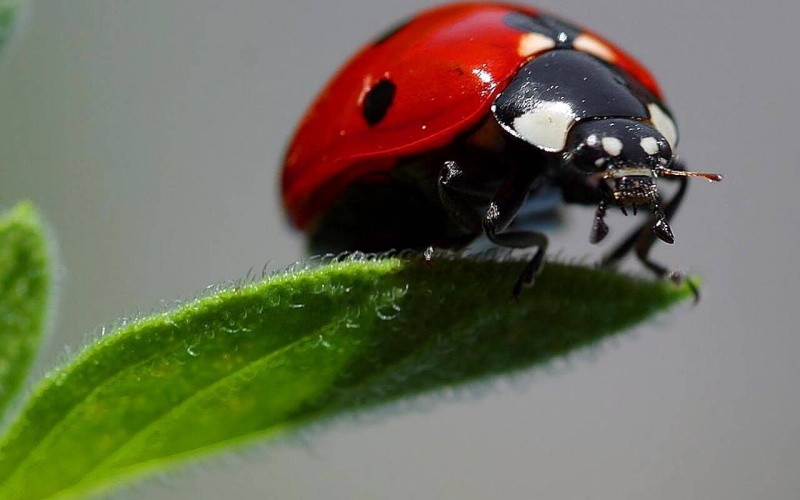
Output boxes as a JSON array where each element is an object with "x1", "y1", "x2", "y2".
[{"x1": 0, "y1": 1, "x2": 797, "y2": 498}]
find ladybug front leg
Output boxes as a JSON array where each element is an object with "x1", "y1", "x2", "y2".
[
  {"x1": 557, "y1": 162, "x2": 695, "y2": 294},
  {"x1": 601, "y1": 161, "x2": 695, "y2": 294}
]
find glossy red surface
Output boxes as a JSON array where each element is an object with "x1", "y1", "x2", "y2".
[{"x1": 282, "y1": 2, "x2": 663, "y2": 229}]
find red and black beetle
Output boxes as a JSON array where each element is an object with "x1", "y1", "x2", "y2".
[{"x1": 281, "y1": 2, "x2": 721, "y2": 294}]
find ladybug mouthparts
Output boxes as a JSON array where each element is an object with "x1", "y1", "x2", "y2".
[
  {"x1": 605, "y1": 168, "x2": 658, "y2": 206},
  {"x1": 591, "y1": 165, "x2": 723, "y2": 245}
]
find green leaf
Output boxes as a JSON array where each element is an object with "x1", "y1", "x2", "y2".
[
  {"x1": 0, "y1": 0, "x2": 25, "y2": 54},
  {"x1": 0, "y1": 201, "x2": 51, "y2": 420},
  {"x1": 0, "y1": 255, "x2": 693, "y2": 499}
]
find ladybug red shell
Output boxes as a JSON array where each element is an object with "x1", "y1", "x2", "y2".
[{"x1": 281, "y1": 2, "x2": 721, "y2": 294}]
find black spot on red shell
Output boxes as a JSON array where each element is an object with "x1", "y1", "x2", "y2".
[
  {"x1": 362, "y1": 78, "x2": 396, "y2": 126},
  {"x1": 373, "y1": 16, "x2": 413, "y2": 45}
]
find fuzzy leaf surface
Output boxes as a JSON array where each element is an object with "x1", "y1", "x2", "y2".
[{"x1": 0, "y1": 256, "x2": 692, "y2": 499}]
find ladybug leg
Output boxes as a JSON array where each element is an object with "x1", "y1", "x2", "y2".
[
  {"x1": 555, "y1": 170, "x2": 609, "y2": 242},
  {"x1": 601, "y1": 160, "x2": 698, "y2": 297},
  {"x1": 482, "y1": 167, "x2": 549, "y2": 297}
]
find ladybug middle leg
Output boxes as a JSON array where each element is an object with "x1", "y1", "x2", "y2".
[
  {"x1": 438, "y1": 155, "x2": 550, "y2": 297},
  {"x1": 484, "y1": 165, "x2": 552, "y2": 296},
  {"x1": 437, "y1": 160, "x2": 487, "y2": 234}
]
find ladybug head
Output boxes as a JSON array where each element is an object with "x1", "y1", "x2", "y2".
[
  {"x1": 565, "y1": 118, "x2": 722, "y2": 244},
  {"x1": 567, "y1": 118, "x2": 671, "y2": 206}
]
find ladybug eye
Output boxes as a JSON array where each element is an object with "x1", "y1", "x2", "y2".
[
  {"x1": 572, "y1": 142, "x2": 608, "y2": 172},
  {"x1": 570, "y1": 133, "x2": 615, "y2": 171}
]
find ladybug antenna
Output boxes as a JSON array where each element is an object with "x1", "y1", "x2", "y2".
[{"x1": 657, "y1": 167, "x2": 723, "y2": 183}]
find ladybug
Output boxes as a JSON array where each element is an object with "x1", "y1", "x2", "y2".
[{"x1": 281, "y1": 2, "x2": 721, "y2": 294}]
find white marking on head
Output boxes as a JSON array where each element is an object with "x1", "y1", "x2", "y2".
[
  {"x1": 602, "y1": 137, "x2": 623, "y2": 156},
  {"x1": 517, "y1": 33, "x2": 556, "y2": 58},
  {"x1": 511, "y1": 101, "x2": 576, "y2": 152},
  {"x1": 640, "y1": 136, "x2": 659, "y2": 155},
  {"x1": 648, "y1": 103, "x2": 678, "y2": 149},
  {"x1": 574, "y1": 33, "x2": 617, "y2": 64}
]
